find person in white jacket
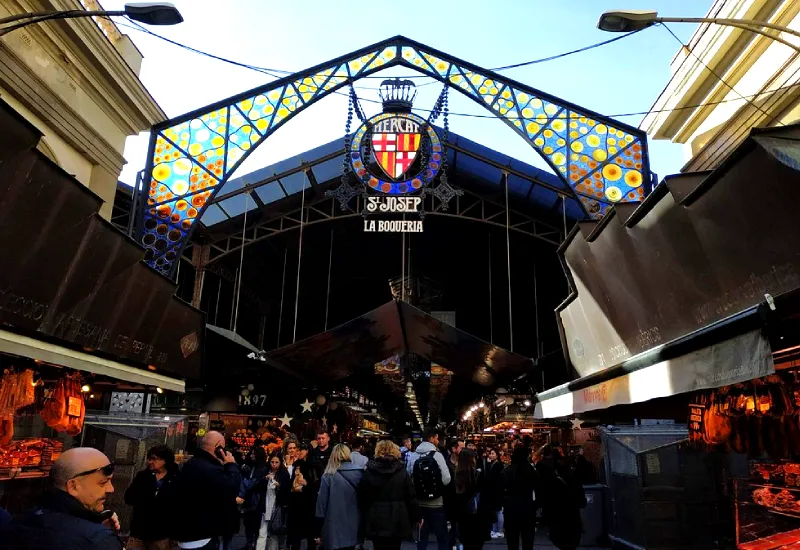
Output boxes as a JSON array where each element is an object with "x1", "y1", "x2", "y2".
[{"x1": 406, "y1": 429, "x2": 452, "y2": 550}]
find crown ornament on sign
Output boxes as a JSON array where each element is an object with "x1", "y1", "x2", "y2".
[{"x1": 379, "y1": 78, "x2": 417, "y2": 113}]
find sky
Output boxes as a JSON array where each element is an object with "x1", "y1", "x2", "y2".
[{"x1": 103, "y1": 0, "x2": 713, "y2": 189}]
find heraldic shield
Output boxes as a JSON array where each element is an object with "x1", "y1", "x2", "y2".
[{"x1": 370, "y1": 114, "x2": 422, "y2": 180}]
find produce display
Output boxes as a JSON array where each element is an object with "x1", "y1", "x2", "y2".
[{"x1": 231, "y1": 429, "x2": 256, "y2": 450}]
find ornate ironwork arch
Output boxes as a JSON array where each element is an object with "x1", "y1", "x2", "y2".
[{"x1": 139, "y1": 35, "x2": 652, "y2": 276}]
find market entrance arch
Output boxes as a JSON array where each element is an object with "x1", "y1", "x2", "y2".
[{"x1": 137, "y1": 35, "x2": 652, "y2": 277}]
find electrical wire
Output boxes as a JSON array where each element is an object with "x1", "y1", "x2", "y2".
[
  {"x1": 660, "y1": 23, "x2": 783, "y2": 127},
  {"x1": 113, "y1": 18, "x2": 798, "y2": 124},
  {"x1": 115, "y1": 17, "x2": 642, "y2": 86}
]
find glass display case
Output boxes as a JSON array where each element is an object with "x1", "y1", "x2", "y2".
[{"x1": 736, "y1": 460, "x2": 800, "y2": 549}]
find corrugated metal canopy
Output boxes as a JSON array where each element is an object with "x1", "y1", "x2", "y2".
[{"x1": 200, "y1": 130, "x2": 584, "y2": 227}]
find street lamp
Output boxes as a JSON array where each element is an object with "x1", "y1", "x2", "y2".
[
  {"x1": 597, "y1": 10, "x2": 800, "y2": 53},
  {"x1": 0, "y1": 3, "x2": 183, "y2": 37}
]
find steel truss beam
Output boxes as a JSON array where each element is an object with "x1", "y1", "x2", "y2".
[
  {"x1": 186, "y1": 187, "x2": 561, "y2": 268},
  {"x1": 139, "y1": 35, "x2": 652, "y2": 277}
]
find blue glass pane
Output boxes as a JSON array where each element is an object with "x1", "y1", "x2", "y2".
[
  {"x1": 199, "y1": 204, "x2": 228, "y2": 226},
  {"x1": 218, "y1": 193, "x2": 251, "y2": 217},
  {"x1": 256, "y1": 181, "x2": 286, "y2": 205},
  {"x1": 280, "y1": 171, "x2": 311, "y2": 195},
  {"x1": 312, "y1": 155, "x2": 345, "y2": 185}
]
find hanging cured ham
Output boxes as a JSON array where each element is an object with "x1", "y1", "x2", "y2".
[
  {"x1": 41, "y1": 375, "x2": 85, "y2": 435},
  {"x1": 0, "y1": 369, "x2": 36, "y2": 415}
]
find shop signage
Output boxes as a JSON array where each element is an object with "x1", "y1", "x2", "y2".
[{"x1": 326, "y1": 79, "x2": 462, "y2": 233}]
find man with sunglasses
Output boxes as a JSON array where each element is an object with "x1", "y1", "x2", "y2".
[{"x1": 0, "y1": 447, "x2": 122, "y2": 550}]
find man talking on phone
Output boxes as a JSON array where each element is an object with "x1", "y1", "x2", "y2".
[
  {"x1": 174, "y1": 431, "x2": 242, "y2": 550},
  {"x1": 0, "y1": 447, "x2": 122, "y2": 550}
]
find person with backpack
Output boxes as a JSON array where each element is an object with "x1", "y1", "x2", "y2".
[
  {"x1": 406, "y1": 428, "x2": 451, "y2": 550},
  {"x1": 536, "y1": 445, "x2": 587, "y2": 550}
]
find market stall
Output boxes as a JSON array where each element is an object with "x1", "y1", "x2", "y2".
[{"x1": 689, "y1": 369, "x2": 800, "y2": 549}]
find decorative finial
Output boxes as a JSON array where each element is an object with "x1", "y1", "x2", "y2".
[{"x1": 379, "y1": 78, "x2": 417, "y2": 113}]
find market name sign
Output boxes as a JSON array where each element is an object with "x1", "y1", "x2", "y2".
[
  {"x1": 326, "y1": 78, "x2": 461, "y2": 232},
  {"x1": 364, "y1": 196, "x2": 423, "y2": 232}
]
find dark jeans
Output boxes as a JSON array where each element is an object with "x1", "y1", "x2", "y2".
[
  {"x1": 243, "y1": 511, "x2": 261, "y2": 545},
  {"x1": 372, "y1": 537, "x2": 402, "y2": 550},
  {"x1": 505, "y1": 520, "x2": 535, "y2": 550},
  {"x1": 418, "y1": 506, "x2": 449, "y2": 550}
]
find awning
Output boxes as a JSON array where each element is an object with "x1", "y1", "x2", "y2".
[
  {"x1": 266, "y1": 300, "x2": 532, "y2": 385},
  {"x1": 535, "y1": 309, "x2": 775, "y2": 418},
  {"x1": 0, "y1": 99, "x2": 203, "y2": 385},
  {"x1": 555, "y1": 124, "x2": 800, "y2": 382},
  {"x1": 0, "y1": 329, "x2": 185, "y2": 392}
]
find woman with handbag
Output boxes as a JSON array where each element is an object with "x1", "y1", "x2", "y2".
[
  {"x1": 315, "y1": 444, "x2": 364, "y2": 550},
  {"x1": 256, "y1": 453, "x2": 291, "y2": 550},
  {"x1": 453, "y1": 449, "x2": 492, "y2": 550}
]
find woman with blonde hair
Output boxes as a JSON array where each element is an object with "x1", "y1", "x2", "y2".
[
  {"x1": 315, "y1": 443, "x2": 364, "y2": 550},
  {"x1": 358, "y1": 440, "x2": 419, "y2": 550}
]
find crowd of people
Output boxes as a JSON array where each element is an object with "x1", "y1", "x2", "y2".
[{"x1": 0, "y1": 426, "x2": 590, "y2": 550}]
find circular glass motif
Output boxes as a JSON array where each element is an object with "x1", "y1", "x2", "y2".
[{"x1": 350, "y1": 112, "x2": 442, "y2": 195}]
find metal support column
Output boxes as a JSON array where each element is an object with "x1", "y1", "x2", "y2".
[{"x1": 191, "y1": 244, "x2": 211, "y2": 309}]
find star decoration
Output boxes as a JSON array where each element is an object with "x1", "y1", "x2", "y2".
[
  {"x1": 571, "y1": 418, "x2": 584, "y2": 430},
  {"x1": 279, "y1": 413, "x2": 293, "y2": 427},
  {"x1": 300, "y1": 399, "x2": 313, "y2": 413}
]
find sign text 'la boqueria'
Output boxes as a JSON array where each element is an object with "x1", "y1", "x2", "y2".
[{"x1": 364, "y1": 219, "x2": 423, "y2": 233}]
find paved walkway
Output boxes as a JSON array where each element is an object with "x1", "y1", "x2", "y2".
[{"x1": 230, "y1": 532, "x2": 610, "y2": 550}]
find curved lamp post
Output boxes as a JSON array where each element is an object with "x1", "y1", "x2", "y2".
[
  {"x1": 0, "y1": 2, "x2": 183, "y2": 36},
  {"x1": 597, "y1": 10, "x2": 800, "y2": 53}
]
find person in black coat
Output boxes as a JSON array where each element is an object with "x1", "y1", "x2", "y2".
[
  {"x1": 502, "y1": 447, "x2": 541, "y2": 550},
  {"x1": 358, "y1": 440, "x2": 419, "y2": 550},
  {"x1": 239, "y1": 446, "x2": 270, "y2": 550},
  {"x1": 124, "y1": 445, "x2": 179, "y2": 550},
  {"x1": 536, "y1": 445, "x2": 586, "y2": 550},
  {"x1": 0, "y1": 447, "x2": 122, "y2": 550},
  {"x1": 287, "y1": 446, "x2": 317, "y2": 550},
  {"x1": 452, "y1": 449, "x2": 493, "y2": 550},
  {"x1": 172, "y1": 431, "x2": 242, "y2": 550}
]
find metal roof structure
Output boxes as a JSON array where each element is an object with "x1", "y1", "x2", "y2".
[{"x1": 199, "y1": 129, "x2": 585, "y2": 228}]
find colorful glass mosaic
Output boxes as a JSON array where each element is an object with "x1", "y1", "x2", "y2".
[{"x1": 140, "y1": 37, "x2": 650, "y2": 275}]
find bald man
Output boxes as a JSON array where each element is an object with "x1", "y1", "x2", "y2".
[
  {"x1": 0, "y1": 447, "x2": 122, "y2": 550},
  {"x1": 173, "y1": 431, "x2": 241, "y2": 550}
]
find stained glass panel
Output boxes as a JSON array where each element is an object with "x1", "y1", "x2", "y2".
[{"x1": 140, "y1": 37, "x2": 651, "y2": 275}]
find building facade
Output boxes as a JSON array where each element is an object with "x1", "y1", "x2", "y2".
[
  {"x1": 641, "y1": 0, "x2": 800, "y2": 172},
  {"x1": 0, "y1": 0, "x2": 163, "y2": 218}
]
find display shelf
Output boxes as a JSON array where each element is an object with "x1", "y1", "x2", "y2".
[{"x1": 0, "y1": 470, "x2": 49, "y2": 482}]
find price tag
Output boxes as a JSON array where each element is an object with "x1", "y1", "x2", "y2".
[{"x1": 67, "y1": 396, "x2": 82, "y2": 417}]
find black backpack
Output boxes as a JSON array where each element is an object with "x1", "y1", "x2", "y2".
[{"x1": 413, "y1": 451, "x2": 443, "y2": 500}]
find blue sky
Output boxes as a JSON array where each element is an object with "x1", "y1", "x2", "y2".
[{"x1": 105, "y1": 0, "x2": 712, "y2": 187}]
